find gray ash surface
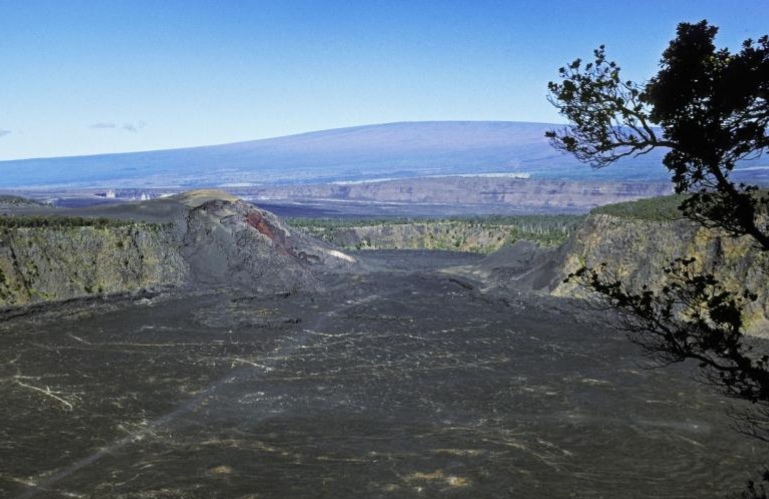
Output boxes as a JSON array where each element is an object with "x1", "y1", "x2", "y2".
[{"x1": 0, "y1": 250, "x2": 763, "y2": 498}]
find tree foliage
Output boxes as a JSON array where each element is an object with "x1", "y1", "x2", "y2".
[
  {"x1": 547, "y1": 17, "x2": 769, "y2": 461},
  {"x1": 548, "y1": 20, "x2": 769, "y2": 247},
  {"x1": 591, "y1": 193, "x2": 689, "y2": 221},
  {"x1": 0, "y1": 215, "x2": 133, "y2": 229}
]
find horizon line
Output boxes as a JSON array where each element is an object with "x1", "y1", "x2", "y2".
[{"x1": 0, "y1": 120, "x2": 564, "y2": 164}]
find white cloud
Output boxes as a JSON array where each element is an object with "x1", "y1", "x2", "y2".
[
  {"x1": 90, "y1": 122, "x2": 117, "y2": 129},
  {"x1": 0, "y1": 129, "x2": 10, "y2": 138},
  {"x1": 90, "y1": 121, "x2": 147, "y2": 132},
  {"x1": 122, "y1": 121, "x2": 147, "y2": 132}
]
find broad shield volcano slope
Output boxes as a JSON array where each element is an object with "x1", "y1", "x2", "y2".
[{"x1": 0, "y1": 122, "x2": 677, "y2": 189}]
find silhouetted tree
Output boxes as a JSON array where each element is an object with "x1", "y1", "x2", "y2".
[
  {"x1": 548, "y1": 21, "x2": 769, "y2": 248},
  {"x1": 547, "y1": 20, "x2": 769, "y2": 491}
]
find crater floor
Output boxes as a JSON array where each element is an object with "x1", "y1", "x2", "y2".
[{"x1": 0, "y1": 251, "x2": 763, "y2": 498}]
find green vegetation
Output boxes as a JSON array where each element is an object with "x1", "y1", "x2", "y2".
[
  {"x1": 288, "y1": 215, "x2": 585, "y2": 252},
  {"x1": 0, "y1": 195, "x2": 45, "y2": 206},
  {"x1": 0, "y1": 215, "x2": 138, "y2": 229},
  {"x1": 549, "y1": 20, "x2": 769, "y2": 495},
  {"x1": 591, "y1": 194, "x2": 689, "y2": 221},
  {"x1": 288, "y1": 214, "x2": 583, "y2": 229},
  {"x1": 0, "y1": 218, "x2": 182, "y2": 307}
]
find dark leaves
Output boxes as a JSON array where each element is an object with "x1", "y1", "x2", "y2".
[
  {"x1": 569, "y1": 259, "x2": 769, "y2": 440},
  {"x1": 548, "y1": 20, "x2": 769, "y2": 247},
  {"x1": 550, "y1": 18, "x2": 769, "y2": 452}
]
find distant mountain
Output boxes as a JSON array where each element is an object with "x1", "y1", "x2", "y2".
[{"x1": 0, "y1": 121, "x2": 765, "y2": 189}]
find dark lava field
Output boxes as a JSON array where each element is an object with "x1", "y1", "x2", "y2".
[{"x1": 0, "y1": 251, "x2": 764, "y2": 498}]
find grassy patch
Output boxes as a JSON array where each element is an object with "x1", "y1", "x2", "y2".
[
  {"x1": 288, "y1": 214, "x2": 586, "y2": 251},
  {"x1": 591, "y1": 194, "x2": 689, "y2": 221},
  {"x1": 0, "y1": 216, "x2": 159, "y2": 230},
  {"x1": 0, "y1": 195, "x2": 45, "y2": 206}
]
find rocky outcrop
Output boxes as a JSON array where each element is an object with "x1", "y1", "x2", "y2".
[
  {"x1": 303, "y1": 222, "x2": 512, "y2": 253},
  {"x1": 0, "y1": 190, "x2": 358, "y2": 307},
  {"x1": 0, "y1": 223, "x2": 186, "y2": 306},
  {"x1": 551, "y1": 214, "x2": 769, "y2": 336},
  {"x1": 296, "y1": 217, "x2": 580, "y2": 254},
  {"x1": 176, "y1": 191, "x2": 357, "y2": 293},
  {"x1": 442, "y1": 240, "x2": 562, "y2": 294},
  {"x1": 436, "y1": 205, "x2": 768, "y2": 336}
]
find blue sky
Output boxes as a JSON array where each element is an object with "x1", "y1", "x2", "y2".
[{"x1": 0, "y1": 0, "x2": 767, "y2": 160}]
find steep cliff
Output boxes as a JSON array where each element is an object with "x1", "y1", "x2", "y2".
[
  {"x1": 252, "y1": 177, "x2": 673, "y2": 213},
  {"x1": 0, "y1": 191, "x2": 357, "y2": 307},
  {"x1": 552, "y1": 213, "x2": 769, "y2": 336},
  {"x1": 292, "y1": 216, "x2": 581, "y2": 254},
  {"x1": 323, "y1": 222, "x2": 509, "y2": 253},
  {"x1": 0, "y1": 222, "x2": 187, "y2": 306}
]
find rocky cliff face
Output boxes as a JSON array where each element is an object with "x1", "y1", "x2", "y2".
[
  {"x1": 252, "y1": 177, "x2": 673, "y2": 212},
  {"x1": 176, "y1": 191, "x2": 357, "y2": 293},
  {"x1": 0, "y1": 223, "x2": 187, "y2": 306},
  {"x1": 0, "y1": 191, "x2": 357, "y2": 307},
  {"x1": 302, "y1": 222, "x2": 512, "y2": 253},
  {"x1": 552, "y1": 214, "x2": 769, "y2": 336},
  {"x1": 298, "y1": 218, "x2": 578, "y2": 253}
]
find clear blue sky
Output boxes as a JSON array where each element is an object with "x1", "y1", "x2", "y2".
[{"x1": 1, "y1": 0, "x2": 767, "y2": 160}]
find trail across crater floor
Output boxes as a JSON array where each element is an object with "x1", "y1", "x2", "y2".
[{"x1": 0, "y1": 251, "x2": 763, "y2": 498}]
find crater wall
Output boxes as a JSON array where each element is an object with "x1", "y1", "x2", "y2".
[
  {"x1": 0, "y1": 223, "x2": 187, "y2": 306},
  {"x1": 552, "y1": 214, "x2": 769, "y2": 336}
]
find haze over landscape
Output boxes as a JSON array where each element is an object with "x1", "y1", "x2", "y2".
[
  {"x1": 1, "y1": 2, "x2": 769, "y2": 498},
  {"x1": 0, "y1": 121, "x2": 674, "y2": 189},
  {"x1": 0, "y1": 1, "x2": 767, "y2": 161}
]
